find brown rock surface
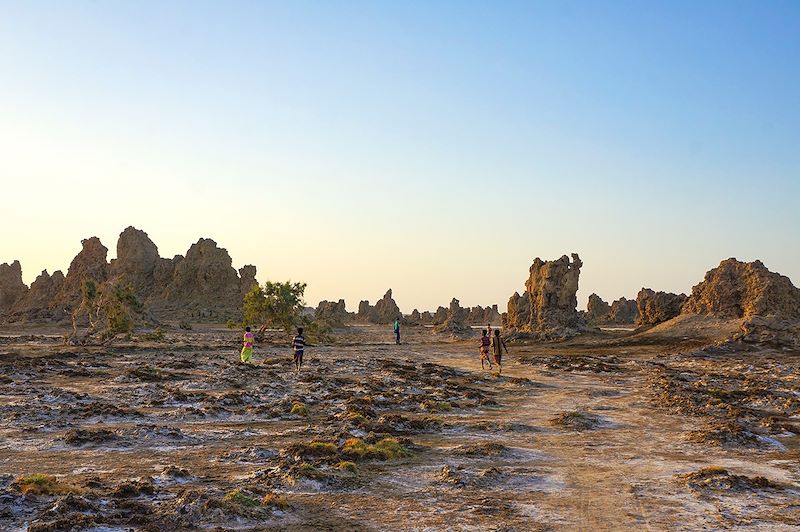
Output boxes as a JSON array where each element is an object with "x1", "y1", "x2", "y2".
[
  {"x1": 585, "y1": 294, "x2": 611, "y2": 325},
  {"x1": 433, "y1": 298, "x2": 471, "y2": 336},
  {"x1": 636, "y1": 288, "x2": 687, "y2": 326},
  {"x1": 358, "y1": 290, "x2": 401, "y2": 324},
  {"x1": 315, "y1": 299, "x2": 352, "y2": 327},
  {"x1": 608, "y1": 297, "x2": 638, "y2": 324},
  {"x1": 109, "y1": 227, "x2": 162, "y2": 298},
  {"x1": 683, "y1": 258, "x2": 800, "y2": 320},
  {"x1": 465, "y1": 304, "x2": 502, "y2": 325},
  {"x1": 681, "y1": 258, "x2": 800, "y2": 347},
  {"x1": 54, "y1": 237, "x2": 109, "y2": 310},
  {"x1": 8, "y1": 270, "x2": 65, "y2": 321},
  {"x1": 0, "y1": 261, "x2": 28, "y2": 314},
  {"x1": 504, "y1": 253, "x2": 584, "y2": 339}
]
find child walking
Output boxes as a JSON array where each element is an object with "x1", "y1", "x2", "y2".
[
  {"x1": 291, "y1": 327, "x2": 306, "y2": 373},
  {"x1": 241, "y1": 326, "x2": 254, "y2": 364},
  {"x1": 479, "y1": 329, "x2": 492, "y2": 370},
  {"x1": 490, "y1": 329, "x2": 508, "y2": 374}
]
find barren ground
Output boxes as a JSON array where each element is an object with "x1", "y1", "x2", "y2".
[{"x1": 1, "y1": 325, "x2": 799, "y2": 531}]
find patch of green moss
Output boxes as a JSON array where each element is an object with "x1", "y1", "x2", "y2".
[
  {"x1": 341, "y1": 437, "x2": 412, "y2": 461},
  {"x1": 336, "y1": 461, "x2": 358, "y2": 473},
  {"x1": 224, "y1": 489, "x2": 261, "y2": 508},
  {"x1": 289, "y1": 401, "x2": 308, "y2": 417},
  {"x1": 15, "y1": 474, "x2": 80, "y2": 495}
]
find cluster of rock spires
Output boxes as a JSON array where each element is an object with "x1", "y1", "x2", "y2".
[
  {"x1": 0, "y1": 227, "x2": 258, "y2": 324},
  {"x1": 500, "y1": 252, "x2": 799, "y2": 347},
  {"x1": 503, "y1": 253, "x2": 585, "y2": 340},
  {"x1": 581, "y1": 294, "x2": 639, "y2": 326},
  {"x1": 313, "y1": 290, "x2": 502, "y2": 330}
]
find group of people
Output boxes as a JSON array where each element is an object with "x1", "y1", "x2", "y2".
[
  {"x1": 240, "y1": 325, "x2": 307, "y2": 373},
  {"x1": 239, "y1": 319, "x2": 508, "y2": 374}
]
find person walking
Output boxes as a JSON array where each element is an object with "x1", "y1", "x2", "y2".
[
  {"x1": 490, "y1": 329, "x2": 508, "y2": 374},
  {"x1": 241, "y1": 326, "x2": 254, "y2": 364},
  {"x1": 292, "y1": 327, "x2": 306, "y2": 373},
  {"x1": 393, "y1": 317, "x2": 401, "y2": 345},
  {"x1": 479, "y1": 329, "x2": 492, "y2": 370}
]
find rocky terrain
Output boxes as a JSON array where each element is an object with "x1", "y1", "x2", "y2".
[
  {"x1": 356, "y1": 290, "x2": 402, "y2": 324},
  {"x1": 0, "y1": 227, "x2": 258, "y2": 324},
  {"x1": 504, "y1": 253, "x2": 585, "y2": 339},
  {"x1": 432, "y1": 298, "x2": 472, "y2": 337},
  {"x1": 582, "y1": 294, "x2": 638, "y2": 326},
  {"x1": 635, "y1": 288, "x2": 687, "y2": 326},
  {"x1": 314, "y1": 299, "x2": 353, "y2": 328}
]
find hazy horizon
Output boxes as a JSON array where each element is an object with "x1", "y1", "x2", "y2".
[{"x1": 2, "y1": 1, "x2": 799, "y2": 312}]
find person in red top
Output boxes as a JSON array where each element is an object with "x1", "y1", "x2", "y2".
[{"x1": 479, "y1": 329, "x2": 492, "y2": 370}]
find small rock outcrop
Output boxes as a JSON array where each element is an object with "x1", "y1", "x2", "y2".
[
  {"x1": 433, "y1": 298, "x2": 471, "y2": 336},
  {"x1": 432, "y1": 306, "x2": 448, "y2": 325},
  {"x1": 584, "y1": 294, "x2": 612, "y2": 325},
  {"x1": 607, "y1": 297, "x2": 638, "y2": 324},
  {"x1": 584, "y1": 294, "x2": 638, "y2": 326},
  {"x1": 504, "y1": 253, "x2": 584, "y2": 339},
  {"x1": 636, "y1": 288, "x2": 687, "y2": 326},
  {"x1": 315, "y1": 299, "x2": 352, "y2": 327},
  {"x1": 0, "y1": 261, "x2": 28, "y2": 314}
]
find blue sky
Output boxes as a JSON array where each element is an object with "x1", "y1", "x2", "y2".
[{"x1": 1, "y1": 1, "x2": 798, "y2": 311}]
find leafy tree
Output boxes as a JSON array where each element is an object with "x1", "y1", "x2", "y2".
[
  {"x1": 244, "y1": 281, "x2": 307, "y2": 337},
  {"x1": 68, "y1": 277, "x2": 144, "y2": 344}
]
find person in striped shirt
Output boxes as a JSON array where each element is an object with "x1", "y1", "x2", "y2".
[{"x1": 291, "y1": 327, "x2": 305, "y2": 373}]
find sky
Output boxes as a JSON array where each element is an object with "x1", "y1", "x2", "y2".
[{"x1": 1, "y1": 0, "x2": 798, "y2": 312}]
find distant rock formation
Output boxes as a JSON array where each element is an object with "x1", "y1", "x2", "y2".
[
  {"x1": 433, "y1": 298, "x2": 471, "y2": 336},
  {"x1": 0, "y1": 261, "x2": 28, "y2": 314},
  {"x1": 585, "y1": 294, "x2": 612, "y2": 325},
  {"x1": 504, "y1": 253, "x2": 584, "y2": 339},
  {"x1": 465, "y1": 304, "x2": 502, "y2": 325},
  {"x1": 636, "y1": 288, "x2": 687, "y2": 326},
  {"x1": 683, "y1": 258, "x2": 800, "y2": 320},
  {"x1": 681, "y1": 258, "x2": 800, "y2": 347},
  {"x1": 315, "y1": 299, "x2": 352, "y2": 327},
  {"x1": 0, "y1": 227, "x2": 258, "y2": 324},
  {"x1": 357, "y1": 290, "x2": 401, "y2": 324},
  {"x1": 608, "y1": 297, "x2": 638, "y2": 324},
  {"x1": 583, "y1": 294, "x2": 638, "y2": 326},
  {"x1": 55, "y1": 237, "x2": 110, "y2": 310},
  {"x1": 9, "y1": 270, "x2": 65, "y2": 322}
]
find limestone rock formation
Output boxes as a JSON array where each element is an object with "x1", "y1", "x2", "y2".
[
  {"x1": 1, "y1": 227, "x2": 258, "y2": 324},
  {"x1": 683, "y1": 258, "x2": 800, "y2": 320},
  {"x1": 584, "y1": 294, "x2": 638, "y2": 326},
  {"x1": 465, "y1": 304, "x2": 502, "y2": 325},
  {"x1": 108, "y1": 226, "x2": 161, "y2": 298},
  {"x1": 0, "y1": 261, "x2": 28, "y2": 314},
  {"x1": 608, "y1": 297, "x2": 638, "y2": 324},
  {"x1": 636, "y1": 288, "x2": 687, "y2": 326},
  {"x1": 54, "y1": 237, "x2": 110, "y2": 310},
  {"x1": 585, "y1": 294, "x2": 611, "y2": 325},
  {"x1": 504, "y1": 253, "x2": 584, "y2": 339},
  {"x1": 373, "y1": 289, "x2": 401, "y2": 324},
  {"x1": 315, "y1": 299, "x2": 352, "y2": 327},
  {"x1": 432, "y1": 306, "x2": 448, "y2": 325},
  {"x1": 358, "y1": 290, "x2": 401, "y2": 324},
  {"x1": 9, "y1": 270, "x2": 65, "y2": 321},
  {"x1": 681, "y1": 258, "x2": 800, "y2": 347},
  {"x1": 155, "y1": 238, "x2": 247, "y2": 320},
  {"x1": 239, "y1": 265, "x2": 258, "y2": 298},
  {"x1": 433, "y1": 298, "x2": 471, "y2": 336}
]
